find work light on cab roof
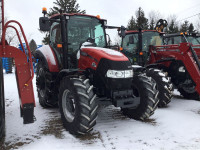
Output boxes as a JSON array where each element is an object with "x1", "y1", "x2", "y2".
[{"x1": 42, "y1": 7, "x2": 47, "y2": 17}]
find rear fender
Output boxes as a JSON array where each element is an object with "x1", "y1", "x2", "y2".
[{"x1": 34, "y1": 45, "x2": 59, "y2": 72}]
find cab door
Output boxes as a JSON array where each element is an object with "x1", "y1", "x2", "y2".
[{"x1": 121, "y1": 33, "x2": 139, "y2": 65}]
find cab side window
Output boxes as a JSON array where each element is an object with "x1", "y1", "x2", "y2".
[
  {"x1": 122, "y1": 34, "x2": 138, "y2": 53},
  {"x1": 50, "y1": 23, "x2": 61, "y2": 48}
]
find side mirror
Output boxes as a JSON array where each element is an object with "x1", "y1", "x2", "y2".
[
  {"x1": 129, "y1": 36, "x2": 134, "y2": 44},
  {"x1": 39, "y1": 17, "x2": 50, "y2": 31},
  {"x1": 118, "y1": 26, "x2": 126, "y2": 38}
]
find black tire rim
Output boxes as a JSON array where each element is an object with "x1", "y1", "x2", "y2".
[
  {"x1": 62, "y1": 89, "x2": 75, "y2": 122},
  {"x1": 181, "y1": 79, "x2": 196, "y2": 93}
]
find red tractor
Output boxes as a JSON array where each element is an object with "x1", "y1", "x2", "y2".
[
  {"x1": 121, "y1": 19, "x2": 200, "y2": 101},
  {"x1": 120, "y1": 20, "x2": 173, "y2": 107},
  {"x1": 0, "y1": 0, "x2": 35, "y2": 140},
  {"x1": 156, "y1": 32, "x2": 200, "y2": 100},
  {"x1": 35, "y1": 9, "x2": 159, "y2": 135}
]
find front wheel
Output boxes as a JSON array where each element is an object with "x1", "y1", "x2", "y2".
[
  {"x1": 58, "y1": 76, "x2": 98, "y2": 135},
  {"x1": 146, "y1": 68, "x2": 173, "y2": 107},
  {"x1": 122, "y1": 74, "x2": 159, "y2": 121}
]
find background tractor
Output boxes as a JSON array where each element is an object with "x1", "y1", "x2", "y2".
[
  {"x1": 35, "y1": 9, "x2": 159, "y2": 135},
  {"x1": 120, "y1": 19, "x2": 173, "y2": 107},
  {"x1": 122, "y1": 18, "x2": 200, "y2": 101},
  {"x1": 157, "y1": 32, "x2": 200, "y2": 100}
]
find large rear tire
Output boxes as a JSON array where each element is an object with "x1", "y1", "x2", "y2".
[
  {"x1": 36, "y1": 60, "x2": 58, "y2": 108},
  {"x1": 168, "y1": 61, "x2": 199, "y2": 100},
  {"x1": 146, "y1": 68, "x2": 173, "y2": 107},
  {"x1": 0, "y1": 58, "x2": 5, "y2": 140},
  {"x1": 58, "y1": 76, "x2": 98, "y2": 135},
  {"x1": 178, "y1": 79, "x2": 199, "y2": 100},
  {"x1": 122, "y1": 74, "x2": 159, "y2": 120}
]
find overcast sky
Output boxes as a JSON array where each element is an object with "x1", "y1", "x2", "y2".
[{"x1": 4, "y1": 0, "x2": 200, "y2": 45}]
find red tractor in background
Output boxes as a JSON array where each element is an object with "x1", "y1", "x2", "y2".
[
  {"x1": 155, "y1": 32, "x2": 200, "y2": 100},
  {"x1": 35, "y1": 9, "x2": 159, "y2": 135},
  {"x1": 0, "y1": 0, "x2": 36, "y2": 140},
  {"x1": 121, "y1": 19, "x2": 200, "y2": 101},
  {"x1": 121, "y1": 19, "x2": 173, "y2": 107}
]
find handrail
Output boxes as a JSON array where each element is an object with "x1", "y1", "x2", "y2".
[
  {"x1": 2, "y1": 20, "x2": 34, "y2": 86},
  {"x1": 7, "y1": 25, "x2": 26, "y2": 53}
]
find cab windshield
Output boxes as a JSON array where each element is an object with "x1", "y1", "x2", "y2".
[
  {"x1": 68, "y1": 16, "x2": 106, "y2": 52},
  {"x1": 122, "y1": 31, "x2": 162, "y2": 54},
  {"x1": 143, "y1": 31, "x2": 162, "y2": 51},
  {"x1": 188, "y1": 36, "x2": 200, "y2": 45},
  {"x1": 165, "y1": 35, "x2": 200, "y2": 45}
]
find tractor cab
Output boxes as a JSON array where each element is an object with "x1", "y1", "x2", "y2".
[
  {"x1": 121, "y1": 30, "x2": 163, "y2": 65},
  {"x1": 40, "y1": 13, "x2": 108, "y2": 69}
]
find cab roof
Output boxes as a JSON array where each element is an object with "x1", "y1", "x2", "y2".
[
  {"x1": 50, "y1": 13, "x2": 106, "y2": 21},
  {"x1": 125, "y1": 30, "x2": 158, "y2": 34}
]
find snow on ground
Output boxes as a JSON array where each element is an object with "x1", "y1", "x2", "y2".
[{"x1": 1, "y1": 73, "x2": 200, "y2": 150}]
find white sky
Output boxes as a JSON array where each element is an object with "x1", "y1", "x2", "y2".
[{"x1": 4, "y1": 0, "x2": 200, "y2": 45}]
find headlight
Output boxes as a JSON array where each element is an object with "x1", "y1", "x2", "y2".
[{"x1": 106, "y1": 70, "x2": 133, "y2": 78}]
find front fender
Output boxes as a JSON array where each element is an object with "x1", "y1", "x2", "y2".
[
  {"x1": 55, "y1": 69, "x2": 83, "y2": 84},
  {"x1": 34, "y1": 45, "x2": 59, "y2": 72}
]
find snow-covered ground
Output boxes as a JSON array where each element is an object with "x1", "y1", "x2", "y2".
[{"x1": 1, "y1": 73, "x2": 200, "y2": 150}]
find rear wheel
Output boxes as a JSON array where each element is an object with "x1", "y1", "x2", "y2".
[
  {"x1": 178, "y1": 79, "x2": 199, "y2": 100},
  {"x1": 122, "y1": 74, "x2": 159, "y2": 120},
  {"x1": 0, "y1": 58, "x2": 5, "y2": 140},
  {"x1": 36, "y1": 60, "x2": 57, "y2": 108},
  {"x1": 146, "y1": 68, "x2": 173, "y2": 107},
  {"x1": 168, "y1": 61, "x2": 199, "y2": 100},
  {"x1": 58, "y1": 76, "x2": 98, "y2": 135},
  {"x1": 169, "y1": 62, "x2": 199, "y2": 100}
]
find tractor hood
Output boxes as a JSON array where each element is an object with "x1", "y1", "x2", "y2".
[
  {"x1": 78, "y1": 46, "x2": 130, "y2": 71},
  {"x1": 80, "y1": 47, "x2": 128, "y2": 62}
]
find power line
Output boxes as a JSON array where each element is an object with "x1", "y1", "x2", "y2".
[
  {"x1": 176, "y1": 3, "x2": 200, "y2": 15},
  {"x1": 178, "y1": 12, "x2": 200, "y2": 22}
]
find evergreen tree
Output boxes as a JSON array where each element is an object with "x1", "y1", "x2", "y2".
[
  {"x1": 49, "y1": 0, "x2": 86, "y2": 16},
  {"x1": 135, "y1": 7, "x2": 149, "y2": 29},
  {"x1": 42, "y1": 0, "x2": 86, "y2": 44},
  {"x1": 180, "y1": 20, "x2": 189, "y2": 32},
  {"x1": 149, "y1": 18, "x2": 155, "y2": 30},
  {"x1": 127, "y1": 16, "x2": 137, "y2": 30},
  {"x1": 188, "y1": 23, "x2": 195, "y2": 33},
  {"x1": 168, "y1": 20, "x2": 179, "y2": 33}
]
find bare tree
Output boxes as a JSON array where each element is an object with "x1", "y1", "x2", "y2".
[
  {"x1": 195, "y1": 14, "x2": 200, "y2": 32},
  {"x1": 0, "y1": 15, "x2": 19, "y2": 47},
  {"x1": 113, "y1": 33, "x2": 121, "y2": 46},
  {"x1": 148, "y1": 10, "x2": 162, "y2": 29}
]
